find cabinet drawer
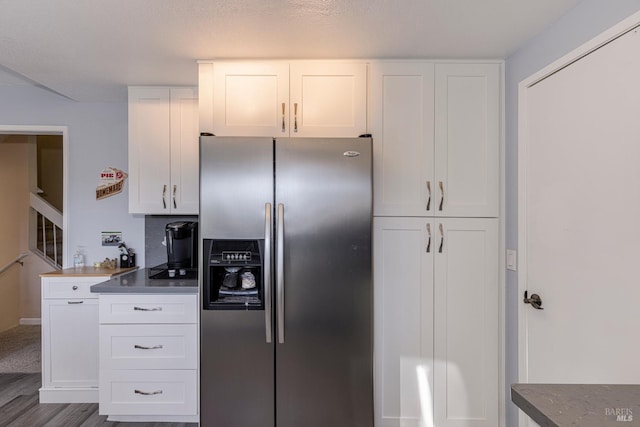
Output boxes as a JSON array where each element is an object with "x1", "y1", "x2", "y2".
[
  {"x1": 99, "y1": 369, "x2": 197, "y2": 416},
  {"x1": 100, "y1": 324, "x2": 197, "y2": 370},
  {"x1": 43, "y1": 277, "x2": 105, "y2": 299},
  {"x1": 99, "y1": 294, "x2": 197, "y2": 324}
]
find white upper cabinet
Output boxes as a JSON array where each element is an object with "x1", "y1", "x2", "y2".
[
  {"x1": 289, "y1": 62, "x2": 367, "y2": 137},
  {"x1": 369, "y1": 61, "x2": 500, "y2": 218},
  {"x1": 211, "y1": 62, "x2": 289, "y2": 137},
  {"x1": 199, "y1": 61, "x2": 367, "y2": 137},
  {"x1": 128, "y1": 86, "x2": 199, "y2": 214},
  {"x1": 434, "y1": 63, "x2": 500, "y2": 218},
  {"x1": 369, "y1": 62, "x2": 435, "y2": 217}
]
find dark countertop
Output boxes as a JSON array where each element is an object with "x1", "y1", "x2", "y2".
[
  {"x1": 512, "y1": 384, "x2": 640, "y2": 426},
  {"x1": 90, "y1": 268, "x2": 198, "y2": 294}
]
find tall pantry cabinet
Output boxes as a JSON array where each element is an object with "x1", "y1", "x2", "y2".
[{"x1": 370, "y1": 62, "x2": 501, "y2": 427}]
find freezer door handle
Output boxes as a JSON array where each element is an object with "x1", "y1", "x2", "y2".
[
  {"x1": 264, "y1": 202, "x2": 273, "y2": 343},
  {"x1": 276, "y1": 203, "x2": 285, "y2": 344}
]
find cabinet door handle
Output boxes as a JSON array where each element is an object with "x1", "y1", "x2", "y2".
[
  {"x1": 133, "y1": 306, "x2": 162, "y2": 311},
  {"x1": 426, "y1": 223, "x2": 431, "y2": 253},
  {"x1": 293, "y1": 103, "x2": 298, "y2": 133},
  {"x1": 281, "y1": 103, "x2": 286, "y2": 132},
  {"x1": 67, "y1": 301, "x2": 84, "y2": 304},
  {"x1": 134, "y1": 389, "x2": 163, "y2": 396},
  {"x1": 438, "y1": 223, "x2": 444, "y2": 253},
  {"x1": 172, "y1": 185, "x2": 177, "y2": 209},
  {"x1": 162, "y1": 185, "x2": 167, "y2": 209},
  {"x1": 438, "y1": 181, "x2": 444, "y2": 211},
  {"x1": 134, "y1": 344, "x2": 164, "y2": 350},
  {"x1": 72, "y1": 285, "x2": 78, "y2": 290},
  {"x1": 426, "y1": 181, "x2": 432, "y2": 211}
]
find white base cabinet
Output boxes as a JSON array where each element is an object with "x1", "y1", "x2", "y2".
[
  {"x1": 98, "y1": 294, "x2": 198, "y2": 421},
  {"x1": 40, "y1": 276, "x2": 109, "y2": 403},
  {"x1": 374, "y1": 217, "x2": 499, "y2": 427}
]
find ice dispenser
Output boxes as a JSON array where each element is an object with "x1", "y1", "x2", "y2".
[{"x1": 202, "y1": 239, "x2": 264, "y2": 310}]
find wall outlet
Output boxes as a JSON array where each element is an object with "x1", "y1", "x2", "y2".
[{"x1": 506, "y1": 249, "x2": 517, "y2": 271}]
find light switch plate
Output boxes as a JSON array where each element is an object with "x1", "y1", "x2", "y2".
[{"x1": 506, "y1": 249, "x2": 517, "y2": 271}]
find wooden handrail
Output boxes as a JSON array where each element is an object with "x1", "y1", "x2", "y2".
[{"x1": 0, "y1": 252, "x2": 29, "y2": 276}]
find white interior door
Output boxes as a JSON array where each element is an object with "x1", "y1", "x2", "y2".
[{"x1": 519, "y1": 24, "x2": 640, "y2": 424}]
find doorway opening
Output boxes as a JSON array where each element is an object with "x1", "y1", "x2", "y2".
[{"x1": 0, "y1": 126, "x2": 67, "y2": 374}]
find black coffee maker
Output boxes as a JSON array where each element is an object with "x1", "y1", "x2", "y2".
[{"x1": 165, "y1": 221, "x2": 198, "y2": 269}]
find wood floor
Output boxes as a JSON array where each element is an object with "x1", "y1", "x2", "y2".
[{"x1": 0, "y1": 373, "x2": 198, "y2": 427}]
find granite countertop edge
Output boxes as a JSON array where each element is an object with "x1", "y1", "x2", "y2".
[
  {"x1": 90, "y1": 268, "x2": 198, "y2": 294},
  {"x1": 512, "y1": 383, "x2": 640, "y2": 427}
]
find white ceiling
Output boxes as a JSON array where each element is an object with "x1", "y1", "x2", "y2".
[{"x1": 0, "y1": 0, "x2": 581, "y2": 102}]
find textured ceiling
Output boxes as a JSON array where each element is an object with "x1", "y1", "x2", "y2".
[{"x1": 0, "y1": 0, "x2": 581, "y2": 101}]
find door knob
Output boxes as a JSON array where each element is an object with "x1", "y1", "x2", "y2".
[{"x1": 523, "y1": 291, "x2": 544, "y2": 310}]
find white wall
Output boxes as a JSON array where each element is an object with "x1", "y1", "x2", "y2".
[
  {"x1": 504, "y1": 0, "x2": 640, "y2": 425},
  {"x1": 0, "y1": 85, "x2": 145, "y2": 269}
]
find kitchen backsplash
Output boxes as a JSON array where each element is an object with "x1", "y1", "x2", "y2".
[{"x1": 145, "y1": 215, "x2": 198, "y2": 267}]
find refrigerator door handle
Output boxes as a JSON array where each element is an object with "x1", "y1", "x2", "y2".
[
  {"x1": 264, "y1": 202, "x2": 273, "y2": 343},
  {"x1": 276, "y1": 203, "x2": 285, "y2": 344}
]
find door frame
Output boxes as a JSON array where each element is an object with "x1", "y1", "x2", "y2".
[
  {"x1": 517, "y1": 10, "x2": 640, "y2": 426},
  {"x1": 0, "y1": 125, "x2": 69, "y2": 267}
]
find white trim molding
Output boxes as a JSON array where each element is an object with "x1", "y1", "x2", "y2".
[{"x1": 19, "y1": 318, "x2": 41, "y2": 325}]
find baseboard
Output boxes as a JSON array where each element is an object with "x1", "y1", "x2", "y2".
[
  {"x1": 20, "y1": 318, "x2": 41, "y2": 325},
  {"x1": 39, "y1": 387, "x2": 98, "y2": 403}
]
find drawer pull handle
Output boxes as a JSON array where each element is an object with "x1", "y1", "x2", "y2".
[
  {"x1": 134, "y1": 344, "x2": 164, "y2": 350},
  {"x1": 134, "y1": 389, "x2": 163, "y2": 396},
  {"x1": 72, "y1": 285, "x2": 78, "y2": 290},
  {"x1": 133, "y1": 306, "x2": 162, "y2": 311},
  {"x1": 67, "y1": 301, "x2": 84, "y2": 305}
]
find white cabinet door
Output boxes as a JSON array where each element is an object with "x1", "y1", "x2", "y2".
[
  {"x1": 369, "y1": 62, "x2": 435, "y2": 217},
  {"x1": 290, "y1": 61, "x2": 367, "y2": 137},
  {"x1": 434, "y1": 64, "x2": 500, "y2": 218},
  {"x1": 128, "y1": 87, "x2": 171, "y2": 214},
  {"x1": 374, "y1": 217, "x2": 434, "y2": 427},
  {"x1": 212, "y1": 62, "x2": 289, "y2": 137},
  {"x1": 170, "y1": 87, "x2": 199, "y2": 214},
  {"x1": 433, "y1": 218, "x2": 499, "y2": 427},
  {"x1": 42, "y1": 299, "x2": 99, "y2": 388}
]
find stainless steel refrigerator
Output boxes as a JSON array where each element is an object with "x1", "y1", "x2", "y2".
[{"x1": 199, "y1": 136, "x2": 373, "y2": 427}]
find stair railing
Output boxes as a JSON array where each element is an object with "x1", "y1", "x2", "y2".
[
  {"x1": 29, "y1": 192, "x2": 63, "y2": 269},
  {"x1": 0, "y1": 252, "x2": 29, "y2": 276}
]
